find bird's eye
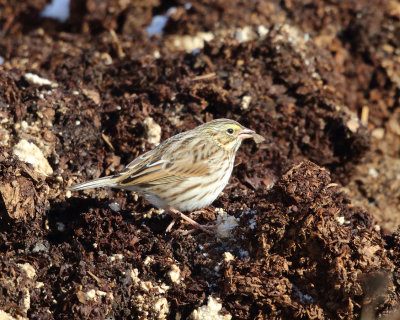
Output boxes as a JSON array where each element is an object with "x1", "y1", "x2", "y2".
[{"x1": 227, "y1": 128, "x2": 234, "y2": 134}]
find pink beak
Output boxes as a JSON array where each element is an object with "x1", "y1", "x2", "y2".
[{"x1": 238, "y1": 127, "x2": 255, "y2": 139}]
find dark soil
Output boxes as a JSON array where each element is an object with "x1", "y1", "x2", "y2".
[{"x1": 1, "y1": 0, "x2": 400, "y2": 319}]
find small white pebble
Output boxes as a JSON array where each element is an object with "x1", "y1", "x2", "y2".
[
  {"x1": 65, "y1": 190, "x2": 72, "y2": 198},
  {"x1": 336, "y1": 216, "x2": 345, "y2": 225},
  {"x1": 144, "y1": 117, "x2": 162, "y2": 145},
  {"x1": 368, "y1": 167, "x2": 379, "y2": 178},
  {"x1": 56, "y1": 222, "x2": 66, "y2": 232},
  {"x1": 168, "y1": 264, "x2": 181, "y2": 284},
  {"x1": 108, "y1": 253, "x2": 124, "y2": 262},
  {"x1": 223, "y1": 252, "x2": 234, "y2": 263},
  {"x1": 336, "y1": 216, "x2": 350, "y2": 225},
  {"x1": 109, "y1": 202, "x2": 121, "y2": 212},
  {"x1": 24, "y1": 72, "x2": 54, "y2": 86},
  {"x1": 346, "y1": 118, "x2": 360, "y2": 133},
  {"x1": 240, "y1": 95, "x2": 252, "y2": 110},
  {"x1": 371, "y1": 128, "x2": 385, "y2": 139},
  {"x1": 33, "y1": 241, "x2": 49, "y2": 253},
  {"x1": 257, "y1": 25, "x2": 269, "y2": 37},
  {"x1": 153, "y1": 50, "x2": 161, "y2": 59},
  {"x1": 144, "y1": 256, "x2": 153, "y2": 265}
]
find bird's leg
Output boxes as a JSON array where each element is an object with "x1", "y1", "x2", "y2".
[
  {"x1": 165, "y1": 216, "x2": 176, "y2": 233},
  {"x1": 166, "y1": 207, "x2": 214, "y2": 234}
]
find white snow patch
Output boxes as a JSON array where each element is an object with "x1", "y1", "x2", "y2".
[
  {"x1": 214, "y1": 208, "x2": 239, "y2": 239},
  {"x1": 109, "y1": 202, "x2": 121, "y2": 212},
  {"x1": 244, "y1": 208, "x2": 258, "y2": 230},
  {"x1": 146, "y1": 7, "x2": 177, "y2": 36},
  {"x1": 292, "y1": 284, "x2": 314, "y2": 304},
  {"x1": 56, "y1": 222, "x2": 66, "y2": 232},
  {"x1": 144, "y1": 117, "x2": 162, "y2": 145},
  {"x1": 40, "y1": 0, "x2": 70, "y2": 23}
]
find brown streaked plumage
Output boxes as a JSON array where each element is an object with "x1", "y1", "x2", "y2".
[{"x1": 68, "y1": 118, "x2": 265, "y2": 233}]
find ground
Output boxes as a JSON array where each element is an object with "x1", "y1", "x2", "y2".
[{"x1": 1, "y1": 0, "x2": 400, "y2": 319}]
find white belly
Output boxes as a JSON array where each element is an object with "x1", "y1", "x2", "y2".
[
  {"x1": 168, "y1": 161, "x2": 234, "y2": 212},
  {"x1": 124, "y1": 155, "x2": 235, "y2": 212}
]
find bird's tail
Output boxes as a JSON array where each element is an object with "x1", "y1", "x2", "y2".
[{"x1": 67, "y1": 175, "x2": 118, "y2": 191}]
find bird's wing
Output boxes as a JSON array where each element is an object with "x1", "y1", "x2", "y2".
[{"x1": 115, "y1": 141, "x2": 215, "y2": 187}]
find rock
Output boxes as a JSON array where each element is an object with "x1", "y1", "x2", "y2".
[
  {"x1": 13, "y1": 139, "x2": 53, "y2": 176},
  {"x1": 144, "y1": 117, "x2": 162, "y2": 145}
]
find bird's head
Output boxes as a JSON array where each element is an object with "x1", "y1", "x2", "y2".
[{"x1": 198, "y1": 118, "x2": 264, "y2": 153}]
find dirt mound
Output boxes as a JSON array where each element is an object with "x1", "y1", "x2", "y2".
[{"x1": 1, "y1": 0, "x2": 400, "y2": 318}]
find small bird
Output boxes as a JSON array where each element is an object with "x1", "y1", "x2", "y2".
[{"x1": 68, "y1": 118, "x2": 264, "y2": 233}]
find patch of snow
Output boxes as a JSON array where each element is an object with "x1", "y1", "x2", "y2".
[
  {"x1": 109, "y1": 202, "x2": 121, "y2": 212},
  {"x1": 146, "y1": 7, "x2": 177, "y2": 36},
  {"x1": 40, "y1": 0, "x2": 70, "y2": 23},
  {"x1": 144, "y1": 117, "x2": 162, "y2": 145},
  {"x1": 292, "y1": 284, "x2": 314, "y2": 304},
  {"x1": 214, "y1": 208, "x2": 239, "y2": 239}
]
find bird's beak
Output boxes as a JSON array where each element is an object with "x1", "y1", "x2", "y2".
[{"x1": 238, "y1": 127, "x2": 256, "y2": 139}]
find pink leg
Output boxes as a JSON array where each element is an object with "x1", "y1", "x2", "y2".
[{"x1": 166, "y1": 208, "x2": 214, "y2": 234}]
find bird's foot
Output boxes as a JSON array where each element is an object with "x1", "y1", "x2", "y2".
[{"x1": 166, "y1": 208, "x2": 214, "y2": 234}]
